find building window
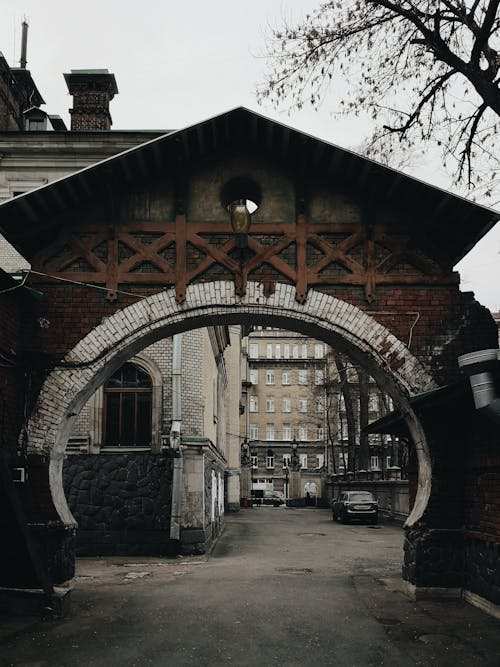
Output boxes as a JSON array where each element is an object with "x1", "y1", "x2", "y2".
[
  {"x1": 282, "y1": 370, "x2": 291, "y2": 385},
  {"x1": 315, "y1": 398, "x2": 324, "y2": 412},
  {"x1": 266, "y1": 344, "x2": 273, "y2": 359},
  {"x1": 266, "y1": 424, "x2": 275, "y2": 441},
  {"x1": 292, "y1": 344, "x2": 299, "y2": 359},
  {"x1": 298, "y1": 397, "x2": 308, "y2": 413},
  {"x1": 282, "y1": 396, "x2": 291, "y2": 413},
  {"x1": 104, "y1": 362, "x2": 152, "y2": 447},
  {"x1": 314, "y1": 369, "x2": 324, "y2": 385},
  {"x1": 314, "y1": 343, "x2": 324, "y2": 359},
  {"x1": 250, "y1": 369, "x2": 258, "y2": 385},
  {"x1": 298, "y1": 424, "x2": 308, "y2": 441},
  {"x1": 266, "y1": 449, "x2": 275, "y2": 468},
  {"x1": 386, "y1": 455, "x2": 392, "y2": 469},
  {"x1": 266, "y1": 369, "x2": 275, "y2": 385},
  {"x1": 369, "y1": 394, "x2": 379, "y2": 411},
  {"x1": 316, "y1": 426, "x2": 324, "y2": 440},
  {"x1": 275, "y1": 344, "x2": 281, "y2": 359},
  {"x1": 249, "y1": 395, "x2": 258, "y2": 412},
  {"x1": 283, "y1": 454, "x2": 291, "y2": 469},
  {"x1": 301, "y1": 344, "x2": 308, "y2": 359},
  {"x1": 265, "y1": 396, "x2": 275, "y2": 412},
  {"x1": 317, "y1": 454, "x2": 325, "y2": 469},
  {"x1": 283, "y1": 344, "x2": 290, "y2": 359},
  {"x1": 300, "y1": 454, "x2": 308, "y2": 469},
  {"x1": 249, "y1": 423, "x2": 259, "y2": 440},
  {"x1": 249, "y1": 343, "x2": 259, "y2": 359},
  {"x1": 282, "y1": 423, "x2": 292, "y2": 440},
  {"x1": 298, "y1": 369, "x2": 308, "y2": 385},
  {"x1": 251, "y1": 455, "x2": 258, "y2": 469},
  {"x1": 370, "y1": 455, "x2": 380, "y2": 470},
  {"x1": 338, "y1": 453, "x2": 348, "y2": 471}
]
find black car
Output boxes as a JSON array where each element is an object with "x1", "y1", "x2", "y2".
[{"x1": 332, "y1": 491, "x2": 378, "y2": 524}]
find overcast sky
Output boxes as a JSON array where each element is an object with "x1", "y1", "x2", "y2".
[{"x1": 1, "y1": 0, "x2": 499, "y2": 311}]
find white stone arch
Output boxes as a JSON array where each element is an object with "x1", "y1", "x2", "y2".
[
  {"x1": 26, "y1": 281, "x2": 437, "y2": 529},
  {"x1": 84, "y1": 352, "x2": 164, "y2": 453}
]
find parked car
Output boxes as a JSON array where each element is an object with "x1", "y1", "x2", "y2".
[
  {"x1": 332, "y1": 491, "x2": 378, "y2": 524},
  {"x1": 250, "y1": 490, "x2": 285, "y2": 507}
]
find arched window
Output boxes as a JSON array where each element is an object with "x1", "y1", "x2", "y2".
[{"x1": 103, "y1": 363, "x2": 152, "y2": 447}]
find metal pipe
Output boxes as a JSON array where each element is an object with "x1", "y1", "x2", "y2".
[
  {"x1": 458, "y1": 349, "x2": 500, "y2": 425},
  {"x1": 20, "y1": 21, "x2": 28, "y2": 69},
  {"x1": 169, "y1": 334, "x2": 183, "y2": 541}
]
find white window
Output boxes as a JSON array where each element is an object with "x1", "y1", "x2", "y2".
[
  {"x1": 283, "y1": 344, "x2": 290, "y2": 359},
  {"x1": 250, "y1": 369, "x2": 258, "y2": 385},
  {"x1": 301, "y1": 344, "x2": 308, "y2": 359},
  {"x1": 317, "y1": 454, "x2": 325, "y2": 469},
  {"x1": 266, "y1": 424, "x2": 275, "y2": 440},
  {"x1": 316, "y1": 426, "x2": 324, "y2": 440},
  {"x1": 266, "y1": 369, "x2": 275, "y2": 385},
  {"x1": 249, "y1": 423, "x2": 259, "y2": 440},
  {"x1": 386, "y1": 396, "x2": 394, "y2": 411},
  {"x1": 338, "y1": 453, "x2": 348, "y2": 470},
  {"x1": 282, "y1": 423, "x2": 292, "y2": 440},
  {"x1": 275, "y1": 344, "x2": 281, "y2": 359},
  {"x1": 251, "y1": 455, "x2": 258, "y2": 469},
  {"x1": 282, "y1": 396, "x2": 291, "y2": 413},
  {"x1": 283, "y1": 454, "x2": 291, "y2": 469},
  {"x1": 292, "y1": 344, "x2": 299, "y2": 359},
  {"x1": 298, "y1": 397, "x2": 308, "y2": 413},
  {"x1": 315, "y1": 398, "x2": 324, "y2": 412},
  {"x1": 298, "y1": 369, "x2": 308, "y2": 385},
  {"x1": 314, "y1": 343, "x2": 324, "y2": 359},
  {"x1": 266, "y1": 344, "x2": 273, "y2": 359},
  {"x1": 298, "y1": 424, "x2": 308, "y2": 441},
  {"x1": 369, "y1": 394, "x2": 379, "y2": 411},
  {"x1": 265, "y1": 396, "x2": 275, "y2": 412},
  {"x1": 266, "y1": 454, "x2": 275, "y2": 469},
  {"x1": 300, "y1": 454, "x2": 308, "y2": 469},
  {"x1": 370, "y1": 455, "x2": 380, "y2": 470},
  {"x1": 249, "y1": 343, "x2": 259, "y2": 359},
  {"x1": 386, "y1": 456, "x2": 392, "y2": 469},
  {"x1": 282, "y1": 370, "x2": 291, "y2": 385},
  {"x1": 249, "y1": 395, "x2": 258, "y2": 412},
  {"x1": 314, "y1": 369, "x2": 324, "y2": 385}
]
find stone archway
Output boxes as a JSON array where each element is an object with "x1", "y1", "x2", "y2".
[{"x1": 27, "y1": 280, "x2": 436, "y2": 529}]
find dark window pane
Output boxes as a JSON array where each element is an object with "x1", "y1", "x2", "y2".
[
  {"x1": 105, "y1": 394, "x2": 120, "y2": 445},
  {"x1": 121, "y1": 393, "x2": 135, "y2": 446}
]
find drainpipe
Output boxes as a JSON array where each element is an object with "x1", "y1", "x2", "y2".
[
  {"x1": 169, "y1": 334, "x2": 183, "y2": 541},
  {"x1": 458, "y1": 349, "x2": 500, "y2": 425}
]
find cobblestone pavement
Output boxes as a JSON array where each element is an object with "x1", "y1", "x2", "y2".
[{"x1": 1, "y1": 508, "x2": 499, "y2": 666}]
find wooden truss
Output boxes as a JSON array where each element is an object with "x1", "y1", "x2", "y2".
[{"x1": 32, "y1": 216, "x2": 457, "y2": 304}]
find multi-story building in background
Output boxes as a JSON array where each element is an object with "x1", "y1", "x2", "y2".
[
  {"x1": 241, "y1": 329, "x2": 330, "y2": 501},
  {"x1": 241, "y1": 328, "x2": 402, "y2": 503}
]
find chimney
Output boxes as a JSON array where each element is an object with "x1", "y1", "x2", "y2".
[
  {"x1": 63, "y1": 69, "x2": 118, "y2": 131},
  {"x1": 20, "y1": 20, "x2": 28, "y2": 69}
]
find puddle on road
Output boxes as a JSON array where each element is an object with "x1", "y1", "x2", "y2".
[{"x1": 276, "y1": 567, "x2": 313, "y2": 575}]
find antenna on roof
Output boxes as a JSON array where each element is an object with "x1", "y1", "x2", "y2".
[{"x1": 20, "y1": 18, "x2": 28, "y2": 69}]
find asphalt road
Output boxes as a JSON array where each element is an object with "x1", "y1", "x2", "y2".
[{"x1": 1, "y1": 508, "x2": 499, "y2": 667}]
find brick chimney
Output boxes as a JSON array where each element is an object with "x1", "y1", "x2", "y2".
[{"x1": 64, "y1": 69, "x2": 118, "y2": 131}]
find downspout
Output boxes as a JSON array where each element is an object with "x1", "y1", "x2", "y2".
[
  {"x1": 458, "y1": 349, "x2": 500, "y2": 425},
  {"x1": 169, "y1": 334, "x2": 183, "y2": 541}
]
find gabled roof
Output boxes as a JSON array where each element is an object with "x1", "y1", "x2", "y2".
[{"x1": 0, "y1": 106, "x2": 498, "y2": 262}]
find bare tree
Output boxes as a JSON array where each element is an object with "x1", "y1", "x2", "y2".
[{"x1": 258, "y1": 1, "x2": 500, "y2": 191}]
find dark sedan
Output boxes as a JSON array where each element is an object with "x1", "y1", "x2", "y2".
[{"x1": 332, "y1": 491, "x2": 378, "y2": 524}]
